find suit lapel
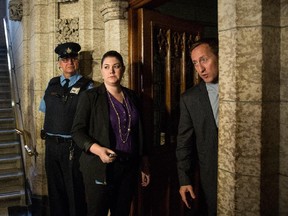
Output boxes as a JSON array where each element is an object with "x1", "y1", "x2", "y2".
[{"x1": 97, "y1": 84, "x2": 110, "y2": 130}]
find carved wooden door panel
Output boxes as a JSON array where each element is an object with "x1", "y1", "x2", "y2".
[{"x1": 129, "y1": 8, "x2": 202, "y2": 216}]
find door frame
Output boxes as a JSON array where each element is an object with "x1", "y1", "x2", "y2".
[{"x1": 128, "y1": 5, "x2": 203, "y2": 215}]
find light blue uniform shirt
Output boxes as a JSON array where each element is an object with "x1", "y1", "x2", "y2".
[{"x1": 39, "y1": 74, "x2": 93, "y2": 137}]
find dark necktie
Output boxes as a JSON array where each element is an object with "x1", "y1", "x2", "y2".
[
  {"x1": 63, "y1": 79, "x2": 70, "y2": 103},
  {"x1": 63, "y1": 79, "x2": 70, "y2": 94}
]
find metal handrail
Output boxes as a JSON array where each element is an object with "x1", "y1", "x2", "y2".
[
  {"x1": 3, "y1": 17, "x2": 37, "y2": 206},
  {"x1": 3, "y1": 18, "x2": 38, "y2": 158},
  {"x1": 15, "y1": 128, "x2": 38, "y2": 157}
]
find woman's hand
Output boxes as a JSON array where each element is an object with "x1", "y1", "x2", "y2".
[{"x1": 89, "y1": 143, "x2": 117, "y2": 163}]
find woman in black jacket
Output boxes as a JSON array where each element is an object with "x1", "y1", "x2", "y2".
[{"x1": 72, "y1": 50, "x2": 150, "y2": 216}]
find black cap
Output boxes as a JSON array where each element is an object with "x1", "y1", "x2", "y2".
[{"x1": 55, "y1": 42, "x2": 81, "y2": 58}]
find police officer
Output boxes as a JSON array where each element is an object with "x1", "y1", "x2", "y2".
[{"x1": 39, "y1": 42, "x2": 93, "y2": 216}]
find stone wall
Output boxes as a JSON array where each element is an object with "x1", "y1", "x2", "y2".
[
  {"x1": 4, "y1": 0, "x2": 288, "y2": 214},
  {"x1": 218, "y1": 0, "x2": 287, "y2": 215}
]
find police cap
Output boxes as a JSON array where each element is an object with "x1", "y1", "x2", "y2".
[{"x1": 55, "y1": 42, "x2": 81, "y2": 58}]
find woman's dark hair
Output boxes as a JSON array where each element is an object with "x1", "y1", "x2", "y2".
[
  {"x1": 101, "y1": 50, "x2": 124, "y2": 67},
  {"x1": 190, "y1": 38, "x2": 218, "y2": 57}
]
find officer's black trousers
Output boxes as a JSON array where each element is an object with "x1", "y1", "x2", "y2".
[{"x1": 45, "y1": 137, "x2": 86, "y2": 216}]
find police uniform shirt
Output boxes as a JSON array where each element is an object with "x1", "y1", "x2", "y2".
[{"x1": 39, "y1": 74, "x2": 93, "y2": 138}]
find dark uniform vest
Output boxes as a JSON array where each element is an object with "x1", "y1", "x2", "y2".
[{"x1": 43, "y1": 76, "x2": 92, "y2": 135}]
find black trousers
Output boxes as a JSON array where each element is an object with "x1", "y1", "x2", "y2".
[
  {"x1": 83, "y1": 159, "x2": 138, "y2": 216},
  {"x1": 45, "y1": 137, "x2": 86, "y2": 216}
]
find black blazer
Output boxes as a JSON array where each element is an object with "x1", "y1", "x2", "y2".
[
  {"x1": 176, "y1": 81, "x2": 218, "y2": 214},
  {"x1": 72, "y1": 83, "x2": 144, "y2": 183}
]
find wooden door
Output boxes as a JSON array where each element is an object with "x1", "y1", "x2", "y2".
[{"x1": 129, "y1": 8, "x2": 202, "y2": 216}]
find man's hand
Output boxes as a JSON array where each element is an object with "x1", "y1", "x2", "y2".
[
  {"x1": 141, "y1": 171, "x2": 150, "y2": 187},
  {"x1": 179, "y1": 185, "x2": 196, "y2": 209}
]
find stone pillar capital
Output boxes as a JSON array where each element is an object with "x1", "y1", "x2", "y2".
[{"x1": 100, "y1": 1, "x2": 128, "y2": 22}]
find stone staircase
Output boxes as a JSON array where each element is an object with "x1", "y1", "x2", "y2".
[{"x1": 0, "y1": 46, "x2": 27, "y2": 211}]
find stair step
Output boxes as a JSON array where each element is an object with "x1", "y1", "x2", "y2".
[
  {"x1": 0, "y1": 84, "x2": 10, "y2": 92},
  {"x1": 0, "y1": 169, "x2": 23, "y2": 180},
  {"x1": 0, "y1": 90, "x2": 11, "y2": 94},
  {"x1": 0, "y1": 129, "x2": 18, "y2": 142},
  {"x1": 0, "y1": 136, "x2": 18, "y2": 143},
  {"x1": 0, "y1": 117, "x2": 15, "y2": 129},
  {"x1": 0, "y1": 83, "x2": 9, "y2": 86},
  {"x1": 0, "y1": 117, "x2": 14, "y2": 122},
  {"x1": 0, "y1": 99, "x2": 11, "y2": 108},
  {"x1": 0, "y1": 170, "x2": 24, "y2": 191},
  {"x1": 0, "y1": 191, "x2": 24, "y2": 200},
  {"x1": 0, "y1": 117, "x2": 14, "y2": 120},
  {"x1": 0, "y1": 77, "x2": 9, "y2": 83},
  {"x1": 0, "y1": 154, "x2": 22, "y2": 171},
  {"x1": 0, "y1": 154, "x2": 21, "y2": 162},
  {"x1": 0, "y1": 117, "x2": 14, "y2": 121},
  {"x1": 0, "y1": 140, "x2": 19, "y2": 148},
  {"x1": 0, "y1": 94, "x2": 11, "y2": 100},
  {"x1": 0, "y1": 68, "x2": 8, "y2": 72},
  {"x1": 0, "y1": 190, "x2": 25, "y2": 208},
  {"x1": 0, "y1": 108, "x2": 13, "y2": 118},
  {"x1": 0, "y1": 98, "x2": 11, "y2": 101},
  {"x1": 0, "y1": 141, "x2": 20, "y2": 155},
  {"x1": 0, "y1": 129, "x2": 16, "y2": 134},
  {"x1": 0, "y1": 169, "x2": 24, "y2": 190},
  {"x1": 0, "y1": 80, "x2": 9, "y2": 84}
]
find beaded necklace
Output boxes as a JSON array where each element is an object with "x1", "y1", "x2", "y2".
[{"x1": 107, "y1": 91, "x2": 131, "y2": 143}]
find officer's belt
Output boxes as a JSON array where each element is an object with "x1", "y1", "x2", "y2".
[{"x1": 46, "y1": 135, "x2": 73, "y2": 143}]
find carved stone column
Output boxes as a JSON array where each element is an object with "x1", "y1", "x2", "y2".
[
  {"x1": 100, "y1": 1, "x2": 128, "y2": 85},
  {"x1": 218, "y1": 0, "x2": 282, "y2": 215},
  {"x1": 100, "y1": 0, "x2": 128, "y2": 22},
  {"x1": 100, "y1": 0, "x2": 129, "y2": 86}
]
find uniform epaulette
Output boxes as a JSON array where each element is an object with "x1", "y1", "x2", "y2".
[
  {"x1": 74, "y1": 77, "x2": 93, "y2": 88},
  {"x1": 48, "y1": 76, "x2": 61, "y2": 86}
]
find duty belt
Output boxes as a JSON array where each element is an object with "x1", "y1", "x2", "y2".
[{"x1": 45, "y1": 135, "x2": 73, "y2": 143}]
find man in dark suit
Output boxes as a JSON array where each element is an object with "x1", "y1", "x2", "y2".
[{"x1": 176, "y1": 38, "x2": 219, "y2": 216}]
